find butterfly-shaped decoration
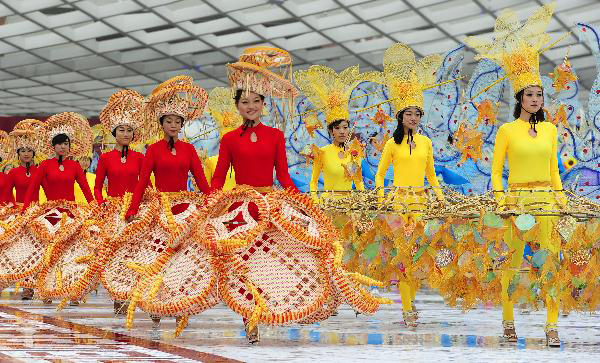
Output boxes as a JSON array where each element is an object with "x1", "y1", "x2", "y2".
[
  {"x1": 370, "y1": 105, "x2": 392, "y2": 129},
  {"x1": 454, "y1": 122, "x2": 484, "y2": 162},
  {"x1": 548, "y1": 58, "x2": 577, "y2": 92},
  {"x1": 474, "y1": 99, "x2": 499, "y2": 127}
]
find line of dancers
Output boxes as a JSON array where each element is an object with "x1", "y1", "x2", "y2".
[{"x1": 0, "y1": 3, "x2": 598, "y2": 347}]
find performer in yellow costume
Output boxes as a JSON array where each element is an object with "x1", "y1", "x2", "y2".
[
  {"x1": 373, "y1": 43, "x2": 445, "y2": 327},
  {"x1": 294, "y1": 65, "x2": 369, "y2": 200},
  {"x1": 465, "y1": 3, "x2": 563, "y2": 346},
  {"x1": 203, "y1": 87, "x2": 239, "y2": 191}
]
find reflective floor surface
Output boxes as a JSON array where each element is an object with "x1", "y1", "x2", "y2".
[{"x1": 1, "y1": 287, "x2": 599, "y2": 362}]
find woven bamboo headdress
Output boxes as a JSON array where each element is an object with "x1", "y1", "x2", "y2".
[
  {"x1": 9, "y1": 119, "x2": 45, "y2": 154},
  {"x1": 146, "y1": 75, "x2": 208, "y2": 124},
  {"x1": 294, "y1": 65, "x2": 378, "y2": 125},
  {"x1": 464, "y1": 3, "x2": 555, "y2": 94},
  {"x1": 207, "y1": 87, "x2": 243, "y2": 138},
  {"x1": 0, "y1": 131, "x2": 13, "y2": 168},
  {"x1": 100, "y1": 89, "x2": 146, "y2": 132},
  {"x1": 227, "y1": 46, "x2": 298, "y2": 99},
  {"x1": 369, "y1": 43, "x2": 443, "y2": 114},
  {"x1": 44, "y1": 112, "x2": 93, "y2": 159}
]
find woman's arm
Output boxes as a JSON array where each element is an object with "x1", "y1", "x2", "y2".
[
  {"x1": 274, "y1": 131, "x2": 298, "y2": 191},
  {"x1": 491, "y1": 125, "x2": 508, "y2": 203},
  {"x1": 375, "y1": 140, "x2": 393, "y2": 197},
  {"x1": 94, "y1": 155, "x2": 107, "y2": 203}
]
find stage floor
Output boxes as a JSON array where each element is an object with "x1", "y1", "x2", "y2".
[{"x1": 1, "y1": 287, "x2": 599, "y2": 362}]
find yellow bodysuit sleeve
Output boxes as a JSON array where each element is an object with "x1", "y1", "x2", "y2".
[
  {"x1": 425, "y1": 139, "x2": 444, "y2": 201},
  {"x1": 309, "y1": 150, "x2": 322, "y2": 201},
  {"x1": 491, "y1": 125, "x2": 508, "y2": 202},
  {"x1": 375, "y1": 140, "x2": 393, "y2": 197},
  {"x1": 549, "y1": 125, "x2": 562, "y2": 191}
]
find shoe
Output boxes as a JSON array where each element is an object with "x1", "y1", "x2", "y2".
[
  {"x1": 403, "y1": 311, "x2": 418, "y2": 328},
  {"x1": 545, "y1": 323, "x2": 561, "y2": 347},
  {"x1": 245, "y1": 322, "x2": 260, "y2": 344},
  {"x1": 412, "y1": 303, "x2": 419, "y2": 318},
  {"x1": 114, "y1": 300, "x2": 127, "y2": 315},
  {"x1": 69, "y1": 300, "x2": 80, "y2": 306},
  {"x1": 150, "y1": 315, "x2": 161, "y2": 328},
  {"x1": 21, "y1": 288, "x2": 34, "y2": 300},
  {"x1": 502, "y1": 320, "x2": 518, "y2": 342}
]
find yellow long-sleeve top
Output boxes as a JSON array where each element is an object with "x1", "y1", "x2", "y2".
[
  {"x1": 204, "y1": 155, "x2": 236, "y2": 191},
  {"x1": 375, "y1": 134, "x2": 443, "y2": 199},
  {"x1": 310, "y1": 144, "x2": 365, "y2": 193},
  {"x1": 491, "y1": 118, "x2": 562, "y2": 193}
]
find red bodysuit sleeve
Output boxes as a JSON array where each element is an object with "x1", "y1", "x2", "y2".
[
  {"x1": 94, "y1": 154, "x2": 107, "y2": 203},
  {"x1": 125, "y1": 146, "x2": 155, "y2": 219},
  {"x1": 22, "y1": 162, "x2": 45, "y2": 212},
  {"x1": 211, "y1": 136, "x2": 232, "y2": 190},
  {"x1": 274, "y1": 131, "x2": 298, "y2": 191},
  {"x1": 75, "y1": 164, "x2": 94, "y2": 203},
  {"x1": 188, "y1": 145, "x2": 212, "y2": 194}
]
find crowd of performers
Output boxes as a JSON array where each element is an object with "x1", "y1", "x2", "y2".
[{"x1": 0, "y1": 3, "x2": 599, "y2": 347}]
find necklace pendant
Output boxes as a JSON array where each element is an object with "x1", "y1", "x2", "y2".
[
  {"x1": 58, "y1": 164, "x2": 65, "y2": 172},
  {"x1": 171, "y1": 148, "x2": 177, "y2": 156},
  {"x1": 120, "y1": 156, "x2": 127, "y2": 164},
  {"x1": 338, "y1": 151, "x2": 346, "y2": 160},
  {"x1": 408, "y1": 141, "x2": 416, "y2": 149},
  {"x1": 26, "y1": 172, "x2": 31, "y2": 177},
  {"x1": 528, "y1": 128, "x2": 537, "y2": 138},
  {"x1": 250, "y1": 132, "x2": 258, "y2": 143}
]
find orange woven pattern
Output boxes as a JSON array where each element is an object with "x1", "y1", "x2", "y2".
[{"x1": 219, "y1": 228, "x2": 332, "y2": 325}]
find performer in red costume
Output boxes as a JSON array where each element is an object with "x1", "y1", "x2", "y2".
[
  {"x1": 7, "y1": 120, "x2": 47, "y2": 205},
  {"x1": 211, "y1": 90, "x2": 297, "y2": 192},
  {"x1": 6, "y1": 119, "x2": 47, "y2": 300},
  {"x1": 95, "y1": 90, "x2": 145, "y2": 204},
  {"x1": 125, "y1": 77, "x2": 211, "y2": 221},
  {"x1": 0, "y1": 131, "x2": 15, "y2": 205},
  {"x1": 22, "y1": 121, "x2": 93, "y2": 211},
  {"x1": 92, "y1": 90, "x2": 146, "y2": 314}
]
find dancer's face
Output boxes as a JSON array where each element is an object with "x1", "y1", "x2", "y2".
[
  {"x1": 236, "y1": 91, "x2": 264, "y2": 122},
  {"x1": 18, "y1": 148, "x2": 34, "y2": 164},
  {"x1": 54, "y1": 141, "x2": 70, "y2": 157},
  {"x1": 330, "y1": 120, "x2": 349, "y2": 145},
  {"x1": 161, "y1": 115, "x2": 183, "y2": 138},
  {"x1": 521, "y1": 86, "x2": 543, "y2": 114},
  {"x1": 114, "y1": 125, "x2": 134, "y2": 146},
  {"x1": 402, "y1": 107, "x2": 422, "y2": 131}
]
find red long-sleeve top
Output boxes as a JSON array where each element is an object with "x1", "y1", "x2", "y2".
[
  {"x1": 94, "y1": 149, "x2": 144, "y2": 203},
  {"x1": 22, "y1": 158, "x2": 93, "y2": 211},
  {"x1": 0, "y1": 172, "x2": 15, "y2": 205},
  {"x1": 8, "y1": 165, "x2": 41, "y2": 203},
  {"x1": 125, "y1": 139, "x2": 211, "y2": 219},
  {"x1": 212, "y1": 122, "x2": 298, "y2": 191}
]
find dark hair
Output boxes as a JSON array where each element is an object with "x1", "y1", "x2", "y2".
[
  {"x1": 159, "y1": 115, "x2": 183, "y2": 151},
  {"x1": 17, "y1": 148, "x2": 36, "y2": 175},
  {"x1": 52, "y1": 134, "x2": 70, "y2": 166},
  {"x1": 513, "y1": 87, "x2": 545, "y2": 122},
  {"x1": 327, "y1": 119, "x2": 349, "y2": 148},
  {"x1": 52, "y1": 133, "x2": 70, "y2": 147},
  {"x1": 393, "y1": 108, "x2": 423, "y2": 145},
  {"x1": 234, "y1": 89, "x2": 265, "y2": 105}
]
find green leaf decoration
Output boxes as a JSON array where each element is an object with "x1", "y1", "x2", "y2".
[
  {"x1": 363, "y1": 242, "x2": 380, "y2": 260},
  {"x1": 515, "y1": 214, "x2": 536, "y2": 231},
  {"x1": 412, "y1": 245, "x2": 428, "y2": 263},
  {"x1": 483, "y1": 212, "x2": 504, "y2": 228}
]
